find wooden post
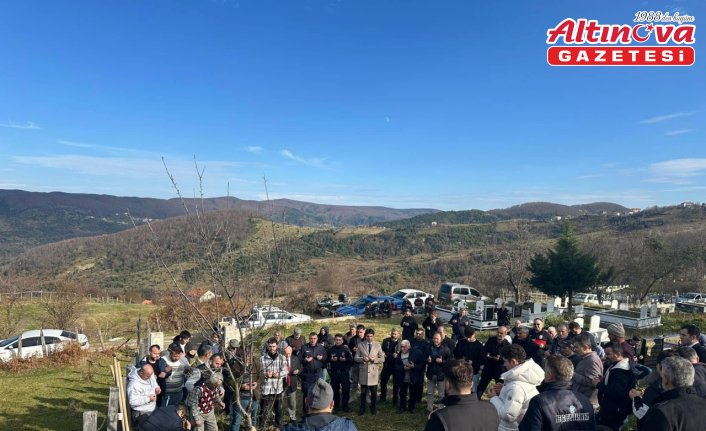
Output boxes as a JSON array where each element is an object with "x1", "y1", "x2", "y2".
[
  {"x1": 17, "y1": 334, "x2": 23, "y2": 359},
  {"x1": 107, "y1": 386, "x2": 120, "y2": 431},
  {"x1": 40, "y1": 329, "x2": 47, "y2": 357},
  {"x1": 136, "y1": 315, "x2": 142, "y2": 365},
  {"x1": 83, "y1": 411, "x2": 97, "y2": 431},
  {"x1": 97, "y1": 327, "x2": 106, "y2": 351},
  {"x1": 113, "y1": 356, "x2": 132, "y2": 431}
]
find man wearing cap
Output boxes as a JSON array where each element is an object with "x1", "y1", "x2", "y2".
[
  {"x1": 186, "y1": 373, "x2": 224, "y2": 431},
  {"x1": 606, "y1": 323, "x2": 635, "y2": 363},
  {"x1": 286, "y1": 328, "x2": 305, "y2": 356},
  {"x1": 283, "y1": 379, "x2": 358, "y2": 431}
]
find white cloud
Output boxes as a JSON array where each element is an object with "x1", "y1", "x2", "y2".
[
  {"x1": 243, "y1": 146, "x2": 263, "y2": 153},
  {"x1": 639, "y1": 111, "x2": 695, "y2": 124},
  {"x1": 279, "y1": 149, "x2": 329, "y2": 168},
  {"x1": 665, "y1": 129, "x2": 695, "y2": 136},
  {"x1": 647, "y1": 158, "x2": 706, "y2": 184},
  {"x1": 0, "y1": 121, "x2": 41, "y2": 130}
]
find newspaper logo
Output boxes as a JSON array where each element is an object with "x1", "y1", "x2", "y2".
[{"x1": 546, "y1": 12, "x2": 696, "y2": 66}]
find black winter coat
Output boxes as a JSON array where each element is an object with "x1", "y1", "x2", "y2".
[
  {"x1": 518, "y1": 381, "x2": 596, "y2": 431},
  {"x1": 393, "y1": 348, "x2": 426, "y2": 386},
  {"x1": 597, "y1": 361, "x2": 635, "y2": 429},
  {"x1": 424, "y1": 343, "x2": 452, "y2": 379},
  {"x1": 640, "y1": 387, "x2": 706, "y2": 431},
  {"x1": 423, "y1": 395, "x2": 499, "y2": 431}
]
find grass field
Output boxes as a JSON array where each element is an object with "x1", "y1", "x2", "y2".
[{"x1": 3, "y1": 302, "x2": 701, "y2": 430}]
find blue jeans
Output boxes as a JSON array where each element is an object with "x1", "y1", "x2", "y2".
[{"x1": 230, "y1": 398, "x2": 259, "y2": 431}]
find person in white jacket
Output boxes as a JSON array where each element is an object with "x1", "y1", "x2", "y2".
[
  {"x1": 127, "y1": 364, "x2": 161, "y2": 424},
  {"x1": 489, "y1": 344, "x2": 545, "y2": 431}
]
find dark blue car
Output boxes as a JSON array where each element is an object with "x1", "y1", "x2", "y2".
[{"x1": 336, "y1": 294, "x2": 396, "y2": 316}]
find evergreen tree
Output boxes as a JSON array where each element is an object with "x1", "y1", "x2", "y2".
[{"x1": 527, "y1": 223, "x2": 605, "y2": 315}]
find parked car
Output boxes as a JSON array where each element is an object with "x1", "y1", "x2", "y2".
[
  {"x1": 240, "y1": 306, "x2": 312, "y2": 328},
  {"x1": 336, "y1": 294, "x2": 397, "y2": 316},
  {"x1": 0, "y1": 329, "x2": 89, "y2": 362},
  {"x1": 437, "y1": 282, "x2": 487, "y2": 303},
  {"x1": 574, "y1": 293, "x2": 599, "y2": 305},
  {"x1": 677, "y1": 292, "x2": 705, "y2": 303},
  {"x1": 389, "y1": 289, "x2": 434, "y2": 309}
]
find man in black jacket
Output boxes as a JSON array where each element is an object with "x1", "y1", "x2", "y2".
[
  {"x1": 138, "y1": 403, "x2": 190, "y2": 431},
  {"x1": 299, "y1": 332, "x2": 328, "y2": 415},
  {"x1": 641, "y1": 356, "x2": 706, "y2": 431},
  {"x1": 424, "y1": 359, "x2": 499, "y2": 431},
  {"x1": 453, "y1": 326, "x2": 484, "y2": 395},
  {"x1": 679, "y1": 324, "x2": 706, "y2": 364},
  {"x1": 597, "y1": 342, "x2": 635, "y2": 430},
  {"x1": 519, "y1": 355, "x2": 596, "y2": 431},
  {"x1": 425, "y1": 333, "x2": 452, "y2": 413},
  {"x1": 400, "y1": 309, "x2": 418, "y2": 342},
  {"x1": 394, "y1": 340, "x2": 425, "y2": 413},
  {"x1": 328, "y1": 333, "x2": 353, "y2": 413},
  {"x1": 676, "y1": 346, "x2": 706, "y2": 398},
  {"x1": 477, "y1": 326, "x2": 511, "y2": 400},
  {"x1": 379, "y1": 328, "x2": 401, "y2": 405},
  {"x1": 513, "y1": 327, "x2": 544, "y2": 367}
]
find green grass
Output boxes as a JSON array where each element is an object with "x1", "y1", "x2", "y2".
[
  {"x1": 0, "y1": 355, "x2": 114, "y2": 430},
  {"x1": 12, "y1": 308, "x2": 697, "y2": 430}
]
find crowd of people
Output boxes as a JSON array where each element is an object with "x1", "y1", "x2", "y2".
[{"x1": 125, "y1": 309, "x2": 706, "y2": 431}]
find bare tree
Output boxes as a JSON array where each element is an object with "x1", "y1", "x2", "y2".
[
  {"x1": 44, "y1": 279, "x2": 85, "y2": 329},
  {"x1": 500, "y1": 221, "x2": 537, "y2": 302}
]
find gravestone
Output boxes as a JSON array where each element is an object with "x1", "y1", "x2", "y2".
[
  {"x1": 611, "y1": 300, "x2": 619, "y2": 310},
  {"x1": 589, "y1": 315, "x2": 601, "y2": 333},
  {"x1": 575, "y1": 305, "x2": 585, "y2": 316},
  {"x1": 533, "y1": 302, "x2": 542, "y2": 314},
  {"x1": 640, "y1": 305, "x2": 648, "y2": 319},
  {"x1": 476, "y1": 300, "x2": 484, "y2": 312},
  {"x1": 223, "y1": 324, "x2": 241, "y2": 345},
  {"x1": 650, "y1": 304, "x2": 658, "y2": 317},
  {"x1": 547, "y1": 301, "x2": 555, "y2": 313},
  {"x1": 148, "y1": 332, "x2": 164, "y2": 350},
  {"x1": 554, "y1": 297, "x2": 562, "y2": 309},
  {"x1": 495, "y1": 298, "x2": 503, "y2": 307}
]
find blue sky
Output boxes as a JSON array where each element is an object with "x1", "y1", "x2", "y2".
[{"x1": 0, "y1": 0, "x2": 703, "y2": 210}]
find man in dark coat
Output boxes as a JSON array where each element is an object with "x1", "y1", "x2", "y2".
[
  {"x1": 519, "y1": 355, "x2": 596, "y2": 431},
  {"x1": 379, "y1": 328, "x2": 401, "y2": 405},
  {"x1": 641, "y1": 356, "x2": 706, "y2": 431},
  {"x1": 138, "y1": 404, "x2": 189, "y2": 431},
  {"x1": 393, "y1": 339, "x2": 425, "y2": 413},
  {"x1": 424, "y1": 359, "x2": 499, "y2": 431},
  {"x1": 597, "y1": 342, "x2": 636, "y2": 430},
  {"x1": 453, "y1": 326, "x2": 485, "y2": 395},
  {"x1": 327, "y1": 334, "x2": 353, "y2": 413},
  {"x1": 477, "y1": 326, "x2": 511, "y2": 399},
  {"x1": 513, "y1": 326, "x2": 544, "y2": 367},
  {"x1": 299, "y1": 332, "x2": 328, "y2": 415},
  {"x1": 400, "y1": 309, "x2": 418, "y2": 342},
  {"x1": 679, "y1": 324, "x2": 706, "y2": 364},
  {"x1": 676, "y1": 346, "x2": 706, "y2": 398}
]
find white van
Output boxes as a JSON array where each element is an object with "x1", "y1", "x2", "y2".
[{"x1": 438, "y1": 283, "x2": 486, "y2": 303}]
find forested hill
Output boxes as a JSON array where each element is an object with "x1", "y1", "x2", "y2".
[
  {"x1": 382, "y1": 202, "x2": 632, "y2": 228},
  {"x1": 0, "y1": 189, "x2": 438, "y2": 261}
]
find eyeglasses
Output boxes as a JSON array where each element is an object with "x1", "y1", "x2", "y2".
[{"x1": 533, "y1": 323, "x2": 541, "y2": 326}]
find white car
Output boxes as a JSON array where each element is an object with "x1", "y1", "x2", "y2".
[
  {"x1": 241, "y1": 306, "x2": 312, "y2": 328},
  {"x1": 389, "y1": 288, "x2": 434, "y2": 307},
  {"x1": 0, "y1": 329, "x2": 90, "y2": 362}
]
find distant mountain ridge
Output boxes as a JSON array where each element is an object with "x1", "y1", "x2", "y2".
[
  {"x1": 489, "y1": 201, "x2": 631, "y2": 220},
  {"x1": 0, "y1": 189, "x2": 438, "y2": 261}
]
